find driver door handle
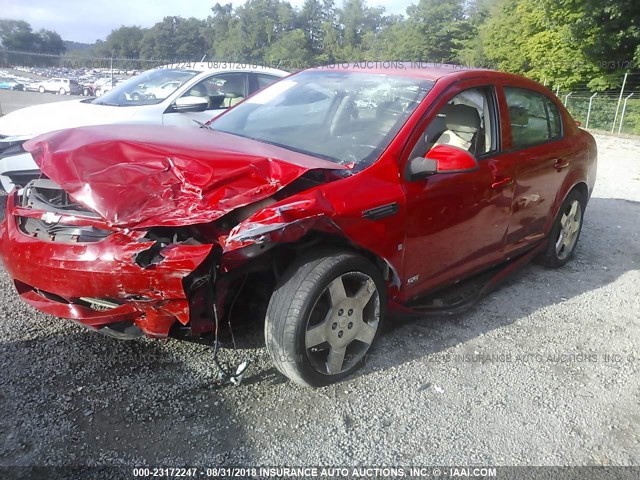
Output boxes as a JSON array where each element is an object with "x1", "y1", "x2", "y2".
[{"x1": 491, "y1": 177, "x2": 513, "y2": 189}]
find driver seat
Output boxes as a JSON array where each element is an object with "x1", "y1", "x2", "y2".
[
  {"x1": 434, "y1": 104, "x2": 481, "y2": 152},
  {"x1": 221, "y1": 77, "x2": 245, "y2": 108}
]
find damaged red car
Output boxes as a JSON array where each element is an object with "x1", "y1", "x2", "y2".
[{"x1": 0, "y1": 64, "x2": 596, "y2": 386}]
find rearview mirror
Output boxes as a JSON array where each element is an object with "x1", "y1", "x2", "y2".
[
  {"x1": 406, "y1": 145, "x2": 478, "y2": 181},
  {"x1": 173, "y1": 96, "x2": 208, "y2": 113}
]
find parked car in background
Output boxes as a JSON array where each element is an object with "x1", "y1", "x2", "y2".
[
  {"x1": 80, "y1": 83, "x2": 96, "y2": 96},
  {"x1": 89, "y1": 77, "x2": 113, "y2": 96},
  {"x1": 0, "y1": 64, "x2": 597, "y2": 387},
  {"x1": 95, "y1": 78, "x2": 125, "y2": 97},
  {"x1": 23, "y1": 82, "x2": 41, "y2": 92},
  {"x1": 0, "y1": 79, "x2": 25, "y2": 91},
  {"x1": 0, "y1": 63, "x2": 288, "y2": 192},
  {"x1": 140, "y1": 80, "x2": 184, "y2": 100},
  {"x1": 35, "y1": 78, "x2": 82, "y2": 95}
]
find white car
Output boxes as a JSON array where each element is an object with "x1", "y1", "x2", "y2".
[
  {"x1": 0, "y1": 63, "x2": 288, "y2": 192},
  {"x1": 36, "y1": 78, "x2": 82, "y2": 95}
]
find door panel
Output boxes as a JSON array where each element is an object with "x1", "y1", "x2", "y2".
[
  {"x1": 402, "y1": 154, "x2": 515, "y2": 299},
  {"x1": 501, "y1": 86, "x2": 571, "y2": 251},
  {"x1": 400, "y1": 84, "x2": 514, "y2": 300}
]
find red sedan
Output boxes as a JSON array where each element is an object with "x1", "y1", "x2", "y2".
[{"x1": 0, "y1": 64, "x2": 596, "y2": 386}]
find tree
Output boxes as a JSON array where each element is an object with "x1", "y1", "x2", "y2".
[
  {"x1": 36, "y1": 29, "x2": 65, "y2": 54},
  {"x1": 93, "y1": 25, "x2": 145, "y2": 58},
  {"x1": 0, "y1": 20, "x2": 40, "y2": 51},
  {"x1": 404, "y1": 0, "x2": 473, "y2": 62},
  {"x1": 300, "y1": 0, "x2": 325, "y2": 52},
  {"x1": 0, "y1": 19, "x2": 66, "y2": 65},
  {"x1": 544, "y1": 0, "x2": 640, "y2": 89},
  {"x1": 140, "y1": 17, "x2": 208, "y2": 60},
  {"x1": 265, "y1": 29, "x2": 313, "y2": 67}
]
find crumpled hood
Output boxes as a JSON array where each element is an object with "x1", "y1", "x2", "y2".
[
  {"x1": 0, "y1": 100, "x2": 145, "y2": 138},
  {"x1": 25, "y1": 124, "x2": 345, "y2": 229}
]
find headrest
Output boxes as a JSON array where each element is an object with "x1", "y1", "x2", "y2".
[
  {"x1": 222, "y1": 78, "x2": 243, "y2": 95},
  {"x1": 189, "y1": 84, "x2": 208, "y2": 97},
  {"x1": 443, "y1": 104, "x2": 480, "y2": 133}
]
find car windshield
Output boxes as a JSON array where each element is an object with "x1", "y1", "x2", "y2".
[
  {"x1": 211, "y1": 70, "x2": 434, "y2": 168},
  {"x1": 91, "y1": 68, "x2": 200, "y2": 106}
]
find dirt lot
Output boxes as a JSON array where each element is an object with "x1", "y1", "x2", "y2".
[{"x1": 0, "y1": 132, "x2": 638, "y2": 469}]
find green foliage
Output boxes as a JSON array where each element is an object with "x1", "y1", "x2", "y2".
[
  {"x1": 139, "y1": 17, "x2": 207, "y2": 60},
  {"x1": 0, "y1": 19, "x2": 66, "y2": 65},
  {"x1": 264, "y1": 29, "x2": 313, "y2": 67},
  {"x1": 92, "y1": 26, "x2": 144, "y2": 58},
  {"x1": 464, "y1": 0, "x2": 640, "y2": 91}
]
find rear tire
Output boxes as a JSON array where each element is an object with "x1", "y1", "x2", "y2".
[
  {"x1": 536, "y1": 189, "x2": 585, "y2": 268},
  {"x1": 38, "y1": 86, "x2": 45, "y2": 93},
  {"x1": 59, "y1": 88, "x2": 66, "y2": 95},
  {"x1": 265, "y1": 251, "x2": 386, "y2": 387}
]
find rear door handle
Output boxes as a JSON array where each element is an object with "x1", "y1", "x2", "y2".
[
  {"x1": 491, "y1": 177, "x2": 513, "y2": 189},
  {"x1": 554, "y1": 159, "x2": 570, "y2": 171}
]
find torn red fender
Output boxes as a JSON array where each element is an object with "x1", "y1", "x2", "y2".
[
  {"x1": 220, "y1": 193, "x2": 339, "y2": 252},
  {"x1": 25, "y1": 125, "x2": 346, "y2": 229}
]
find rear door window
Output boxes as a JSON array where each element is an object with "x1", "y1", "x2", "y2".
[
  {"x1": 255, "y1": 74, "x2": 281, "y2": 90},
  {"x1": 504, "y1": 87, "x2": 563, "y2": 149}
]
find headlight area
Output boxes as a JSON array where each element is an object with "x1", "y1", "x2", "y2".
[
  {"x1": 0, "y1": 140, "x2": 40, "y2": 194},
  {"x1": 0, "y1": 137, "x2": 27, "y2": 154},
  {"x1": 132, "y1": 225, "x2": 225, "y2": 337}
]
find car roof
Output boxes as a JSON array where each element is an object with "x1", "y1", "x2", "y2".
[
  {"x1": 306, "y1": 62, "x2": 533, "y2": 84},
  {"x1": 157, "y1": 62, "x2": 288, "y2": 78}
]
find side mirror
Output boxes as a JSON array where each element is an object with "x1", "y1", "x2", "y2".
[
  {"x1": 173, "y1": 96, "x2": 208, "y2": 113},
  {"x1": 406, "y1": 144, "x2": 478, "y2": 181}
]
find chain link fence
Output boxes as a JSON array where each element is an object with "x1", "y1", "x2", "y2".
[{"x1": 560, "y1": 87, "x2": 640, "y2": 135}]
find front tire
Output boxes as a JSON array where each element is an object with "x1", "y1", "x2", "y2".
[
  {"x1": 537, "y1": 189, "x2": 585, "y2": 268},
  {"x1": 265, "y1": 251, "x2": 386, "y2": 387},
  {"x1": 38, "y1": 86, "x2": 45, "y2": 93}
]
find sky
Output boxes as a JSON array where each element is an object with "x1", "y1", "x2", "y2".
[{"x1": 1, "y1": 0, "x2": 415, "y2": 44}]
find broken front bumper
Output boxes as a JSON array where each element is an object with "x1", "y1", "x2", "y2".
[{"x1": 0, "y1": 192, "x2": 215, "y2": 337}]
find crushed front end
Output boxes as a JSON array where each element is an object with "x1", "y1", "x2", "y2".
[
  {"x1": 0, "y1": 179, "x2": 219, "y2": 338},
  {"x1": 0, "y1": 125, "x2": 349, "y2": 340}
]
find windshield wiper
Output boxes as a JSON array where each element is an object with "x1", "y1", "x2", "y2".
[
  {"x1": 92, "y1": 101, "x2": 121, "y2": 106},
  {"x1": 193, "y1": 119, "x2": 214, "y2": 130}
]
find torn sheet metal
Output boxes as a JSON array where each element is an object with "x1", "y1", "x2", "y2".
[
  {"x1": 25, "y1": 125, "x2": 345, "y2": 229},
  {"x1": 0, "y1": 193, "x2": 214, "y2": 336}
]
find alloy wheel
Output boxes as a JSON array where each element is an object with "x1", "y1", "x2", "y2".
[
  {"x1": 555, "y1": 199, "x2": 582, "y2": 260},
  {"x1": 305, "y1": 272, "x2": 380, "y2": 375}
]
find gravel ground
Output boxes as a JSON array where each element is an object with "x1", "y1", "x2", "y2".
[{"x1": 0, "y1": 133, "x2": 638, "y2": 469}]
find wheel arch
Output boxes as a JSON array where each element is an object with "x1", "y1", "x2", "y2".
[
  {"x1": 217, "y1": 230, "x2": 400, "y2": 325},
  {"x1": 255, "y1": 230, "x2": 400, "y2": 291},
  {"x1": 546, "y1": 180, "x2": 589, "y2": 235}
]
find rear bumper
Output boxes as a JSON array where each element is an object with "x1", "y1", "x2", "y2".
[{"x1": 0, "y1": 193, "x2": 214, "y2": 337}]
